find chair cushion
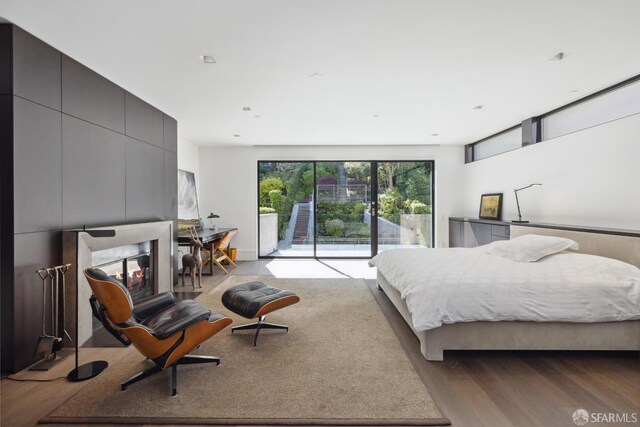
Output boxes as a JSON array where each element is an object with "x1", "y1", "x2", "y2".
[
  {"x1": 141, "y1": 299, "x2": 212, "y2": 340},
  {"x1": 222, "y1": 281, "x2": 298, "y2": 319}
]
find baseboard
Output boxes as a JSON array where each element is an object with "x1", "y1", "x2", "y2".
[{"x1": 236, "y1": 248, "x2": 257, "y2": 261}]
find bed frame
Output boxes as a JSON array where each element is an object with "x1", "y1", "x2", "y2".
[{"x1": 377, "y1": 224, "x2": 640, "y2": 361}]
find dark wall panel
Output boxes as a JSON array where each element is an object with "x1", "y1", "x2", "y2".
[
  {"x1": 12, "y1": 27, "x2": 61, "y2": 110},
  {"x1": 13, "y1": 97, "x2": 62, "y2": 233},
  {"x1": 125, "y1": 138, "x2": 164, "y2": 222},
  {"x1": 12, "y1": 231, "x2": 61, "y2": 372},
  {"x1": 62, "y1": 55, "x2": 125, "y2": 133},
  {"x1": 163, "y1": 114, "x2": 177, "y2": 153},
  {"x1": 126, "y1": 93, "x2": 163, "y2": 148},
  {"x1": 62, "y1": 115, "x2": 126, "y2": 228},
  {"x1": 164, "y1": 151, "x2": 177, "y2": 220},
  {"x1": 0, "y1": 25, "x2": 12, "y2": 95},
  {"x1": 1, "y1": 93, "x2": 15, "y2": 374}
]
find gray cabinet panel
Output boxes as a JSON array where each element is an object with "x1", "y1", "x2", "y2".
[
  {"x1": 125, "y1": 138, "x2": 164, "y2": 222},
  {"x1": 163, "y1": 114, "x2": 177, "y2": 153},
  {"x1": 13, "y1": 231, "x2": 61, "y2": 371},
  {"x1": 62, "y1": 115, "x2": 126, "y2": 227},
  {"x1": 491, "y1": 225, "x2": 509, "y2": 238},
  {"x1": 12, "y1": 27, "x2": 61, "y2": 110},
  {"x1": 449, "y1": 219, "x2": 463, "y2": 248},
  {"x1": 62, "y1": 55, "x2": 125, "y2": 133},
  {"x1": 470, "y1": 222, "x2": 492, "y2": 246},
  {"x1": 13, "y1": 98, "x2": 62, "y2": 233},
  {"x1": 164, "y1": 151, "x2": 177, "y2": 220},
  {"x1": 125, "y1": 93, "x2": 163, "y2": 148}
]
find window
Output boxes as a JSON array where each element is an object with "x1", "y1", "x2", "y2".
[
  {"x1": 473, "y1": 127, "x2": 522, "y2": 161},
  {"x1": 542, "y1": 80, "x2": 640, "y2": 141}
]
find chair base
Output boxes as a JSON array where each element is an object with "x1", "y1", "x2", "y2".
[
  {"x1": 231, "y1": 315, "x2": 289, "y2": 347},
  {"x1": 121, "y1": 354, "x2": 220, "y2": 396}
]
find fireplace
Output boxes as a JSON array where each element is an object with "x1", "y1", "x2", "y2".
[
  {"x1": 63, "y1": 221, "x2": 174, "y2": 347},
  {"x1": 92, "y1": 242, "x2": 154, "y2": 303}
]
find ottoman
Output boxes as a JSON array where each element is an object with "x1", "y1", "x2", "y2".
[{"x1": 222, "y1": 281, "x2": 300, "y2": 346}]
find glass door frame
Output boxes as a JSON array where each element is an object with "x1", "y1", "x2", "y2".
[{"x1": 257, "y1": 159, "x2": 435, "y2": 259}]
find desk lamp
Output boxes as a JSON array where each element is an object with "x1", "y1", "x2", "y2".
[
  {"x1": 512, "y1": 184, "x2": 542, "y2": 223},
  {"x1": 207, "y1": 213, "x2": 220, "y2": 230}
]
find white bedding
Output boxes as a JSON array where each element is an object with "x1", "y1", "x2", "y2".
[{"x1": 369, "y1": 244, "x2": 640, "y2": 331}]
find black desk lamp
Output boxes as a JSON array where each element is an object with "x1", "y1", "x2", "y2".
[
  {"x1": 512, "y1": 184, "x2": 542, "y2": 223},
  {"x1": 207, "y1": 213, "x2": 220, "y2": 230},
  {"x1": 67, "y1": 226, "x2": 115, "y2": 382}
]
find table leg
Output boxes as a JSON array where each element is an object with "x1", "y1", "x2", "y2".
[{"x1": 206, "y1": 241, "x2": 214, "y2": 276}]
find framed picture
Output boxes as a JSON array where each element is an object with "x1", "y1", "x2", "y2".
[
  {"x1": 178, "y1": 169, "x2": 199, "y2": 220},
  {"x1": 478, "y1": 193, "x2": 503, "y2": 220}
]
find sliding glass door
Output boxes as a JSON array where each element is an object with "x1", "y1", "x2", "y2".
[
  {"x1": 258, "y1": 160, "x2": 433, "y2": 258},
  {"x1": 376, "y1": 161, "x2": 433, "y2": 253},
  {"x1": 315, "y1": 162, "x2": 372, "y2": 257}
]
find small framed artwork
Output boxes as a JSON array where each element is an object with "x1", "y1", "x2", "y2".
[{"x1": 478, "y1": 193, "x2": 503, "y2": 220}]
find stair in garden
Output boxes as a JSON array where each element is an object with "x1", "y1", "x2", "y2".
[{"x1": 292, "y1": 203, "x2": 311, "y2": 244}]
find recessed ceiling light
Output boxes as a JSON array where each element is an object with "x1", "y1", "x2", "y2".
[
  {"x1": 198, "y1": 55, "x2": 216, "y2": 64},
  {"x1": 431, "y1": 133, "x2": 439, "y2": 137},
  {"x1": 569, "y1": 89, "x2": 579, "y2": 94},
  {"x1": 233, "y1": 134, "x2": 240, "y2": 137},
  {"x1": 549, "y1": 52, "x2": 565, "y2": 61},
  {"x1": 373, "y1": 114, "x2": 379, "y2": 118},
  {"x1": 309, "y1": 73, "x2": 324, "y2": 78},
  {"x1": 242, "y1": 107, "x2": 251, "y2": 111},
  {"x1": 254, "y1": 115, "x2": 261, "y2": 119},
  {"x1": 472, "y1": 105, "x2": 484, "y2": 110}
]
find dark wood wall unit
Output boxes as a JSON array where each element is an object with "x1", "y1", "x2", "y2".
[
  {"x1": 12, "y1": 27, "x2": 61, "y2": 110},
  {"x1": 125, "y1": 93, "x2": 164, "y2": 148},
  {"x1": 0, "y1": 24, "x2": 179, "y2": 374},
  {"x1": 61, "y1": 55, "x2": 125, "y2": 133}
]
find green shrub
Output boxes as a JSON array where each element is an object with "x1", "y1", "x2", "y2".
[
  {"x1": 409, "y1": 200, "x2": 431, "y2": 214},
  {"x1": 345, "y1": 222, "x2": 370, "y2": 238},
  {"x1": 324, "y1": 219, "x2": 345, "y2": 237},
  {"x1": 351, "y1": 202, "x2": 366, "y2": 216},
  {"x1": 378, "y1": 188, "x2": 404, "y2": 221},
  {"x1": 259, "y1": 177, "x2": 284, "y2": 207},
  {"x1": 269, "y1": 189, "x2": 282, "y2": 210},
  {"x1": 259, "y1": 207, "x2": 276, "y2": 214}
]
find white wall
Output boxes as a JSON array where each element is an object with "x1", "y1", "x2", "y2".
[
  {"x1": 198, "y1": 145, "x2": 465, "y2": 260},
  {"x1": 177, "y1": 136, "x2": 201, "y2": 201},
  {"x1": 463, "y1": 113, "x2": 640, "y2": 229}
]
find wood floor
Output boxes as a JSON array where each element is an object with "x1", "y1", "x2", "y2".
[{"x1": 2, "y1": 260, "x2": 638, "y2": 427}]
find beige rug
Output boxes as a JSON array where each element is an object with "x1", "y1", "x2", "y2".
[{"x1": 42, "y1": 276, "x2": 449, "y2": 425}]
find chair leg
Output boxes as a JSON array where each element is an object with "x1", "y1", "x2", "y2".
[
  {"x1": 213, "y1": 257, "x2": 228, "y2": 274},
  {"x1": 121, "y1": 355, "x2": 220, "y2": 396},
  {"x1": 121, "y1": 365, "x2": 162, "y2": 391},
  {"x1": 171, "y1": 364, "x2": 177, "y2": 396},
  {"x1": 231, "y1": 315, "x2": 289, "y2": 346}
]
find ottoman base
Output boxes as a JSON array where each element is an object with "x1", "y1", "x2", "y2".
[{"x1": 231, "y1": 315, "x2": 288, "y2": 347}]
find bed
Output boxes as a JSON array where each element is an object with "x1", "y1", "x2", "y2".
[{"x1": 369, "y1": 225, "x2": 640, "y2": 361}]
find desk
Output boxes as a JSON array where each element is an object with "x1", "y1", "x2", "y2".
[{"x1": 178, "y1": 228, "x2": 237, "y2": 276}]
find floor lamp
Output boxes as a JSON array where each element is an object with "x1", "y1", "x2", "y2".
[{"x1": 67, "y1": 227, "x2": 115, "y2": 382}]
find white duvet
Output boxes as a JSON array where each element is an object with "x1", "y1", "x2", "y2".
[{"x1": 368, "y1": 245, "x2": 640, "y2": 331}]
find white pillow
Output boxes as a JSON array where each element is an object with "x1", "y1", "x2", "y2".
[{"x1": 486, "y1": 234, "x2": 579, "y2": 262}]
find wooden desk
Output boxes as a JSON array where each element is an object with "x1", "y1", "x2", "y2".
[{"x1": 178, "y1": 228, "x2": 237, "y2": 276}]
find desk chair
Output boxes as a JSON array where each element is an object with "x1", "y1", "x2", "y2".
[
  {"x1": 84, "y1": 268, "x2": 232, "y2": 395},
  {"x1": 212, "y1": 229, "x2": 238, "y2": 274}
]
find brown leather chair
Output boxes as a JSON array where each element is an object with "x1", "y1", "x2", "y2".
[{"x1": 84, "y1": 268, "x2": 232, "y2": 395}]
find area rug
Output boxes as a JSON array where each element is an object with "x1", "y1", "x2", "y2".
[{"x1": 41, "y1": 276, "x2": 449, "y2": 425}]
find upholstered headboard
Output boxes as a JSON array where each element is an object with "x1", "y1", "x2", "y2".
[{"x1": 510, "y1": 225, "x2": 640, "y2": 268}]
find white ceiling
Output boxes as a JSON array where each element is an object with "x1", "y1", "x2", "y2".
[{"x1": 1, "y1": 0, "x2": 639, "y2": 147}]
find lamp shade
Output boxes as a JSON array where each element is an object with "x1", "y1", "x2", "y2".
[{"x1": 207, "y1": 213, "x2": 220, "y2": 219}]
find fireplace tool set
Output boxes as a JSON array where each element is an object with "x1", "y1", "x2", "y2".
[{"x1": 30, "y1": 263, "x2": 72, "y2": 371}]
